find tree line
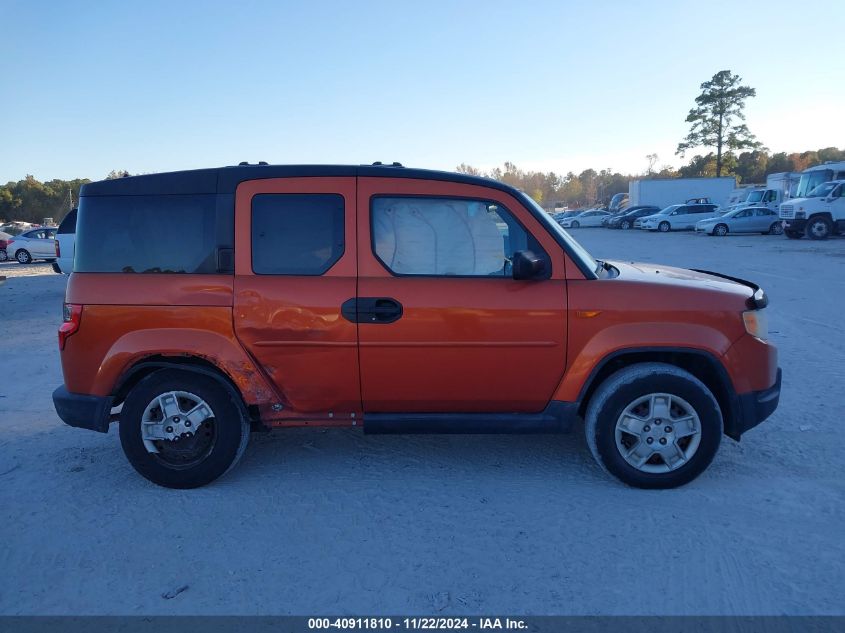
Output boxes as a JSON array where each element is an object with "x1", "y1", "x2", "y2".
[
  {"x1": 458, "y1": 146, "x2": 844, "y2": 209},
  {"x1": 2, "y1": 144, "x2": 843, "y2": 224}
]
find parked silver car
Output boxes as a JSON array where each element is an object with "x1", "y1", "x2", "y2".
[
  {"x1": 695, "y1": 206, "x2": 784, "y2": 236},
  {"x1": 5, "y1": 227, "x2": 58, "y2": 264}
]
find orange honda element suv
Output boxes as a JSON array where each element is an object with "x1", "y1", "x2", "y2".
[{"x1": 53, "y1": 164, "x2": 781, "y2": 489}]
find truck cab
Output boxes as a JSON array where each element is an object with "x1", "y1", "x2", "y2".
[{"x1": 780, "y1": 179, "x2": 845, "y2": 239}]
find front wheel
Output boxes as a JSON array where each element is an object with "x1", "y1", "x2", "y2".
[
  {"x1": 658, "y1": 221, "x2": 670, "y2": 232},
  {"x1": 621, "y1": 220, "x2": 631, "y2": 230},
  {"x1": 784, "y1": 229, "x2": 802, "y2": 239},
  {"x1": 119, "y1": 369, "x2": 250, "y2": 488},
  {"x1": 806, "y1": 216, "x2": 832, "y2": 240},
  {"x1": 571, "y1": 221, "x2": 580, "y2": 228},
  {"x1": 15, "y1": 249, "x2": 32, "y2": 264},
  {"x1": 0, "y1": 249, "x2": 6, "y2": 262},
  {"x1": 585, "y1": 363, "x2": 722, "y2": 489},
  {"x1": 714, "y1": 224, "x2": 728, "y2": 236}
]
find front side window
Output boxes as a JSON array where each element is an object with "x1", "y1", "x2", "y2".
[
  {"x1": 251, "y1": 194, "x2": 344, "y2": 275},
  {"x1": 372, "y1": 196, "x2": 548, "y2": 277}
]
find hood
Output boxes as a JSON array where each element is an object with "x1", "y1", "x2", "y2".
[{"x1": 607, "y1": 260, "x2": 764, "y2": 308}]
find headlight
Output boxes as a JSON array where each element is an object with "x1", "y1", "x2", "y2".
[
  {"x1": 795, "y1": 211, "x2": 806, "y2": 218},
  {"x1": 742, "y1": 309, "x2": 768, "y2": 341}
]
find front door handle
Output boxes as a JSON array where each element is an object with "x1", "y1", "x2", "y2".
[{"x1": 340, "y1": 298, "x2": 403, "y2": 324}]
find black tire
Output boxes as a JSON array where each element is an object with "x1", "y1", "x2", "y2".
[
  {"x1": 658, "y1": 221, "x2": 670, "y2": 232},
  {"x1": 571, "y1": 220, "x2": 580, "y2": 228},
  {"x1": 15, "y1": 249, "x2": 32, "y2": 264},
  {"x1": 784, "y1": 229, "x2": 802, "y2": 239},
  {"x1": 768, "y1": 221, "x2": 784, "y2": 235},
  {"x1": 0, "y1": 249, "x2": 7, "y2": 262},
  {"x1": 585, "y1": 363, "x2": 723, "y2": 489},
  {"x1": 714, "y1": 223, "x2": 728, "y2": 237},
  {"x1": 621, "y1": 220, "x2": 631, "y2": 230},
  {"x1": 119, "y1": 369, "x2": 250, "y2": 488},
  {"x1": 805, "y1": 215, "x2": 832, "y2": 240}
]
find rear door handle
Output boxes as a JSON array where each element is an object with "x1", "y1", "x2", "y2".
[{"x1": 341, "y1": 298, "x2": 403, "y2": 324}]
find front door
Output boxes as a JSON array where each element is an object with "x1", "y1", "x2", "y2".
[
  {"x1": 232, "y1": 177, "x2": 361, "y2": 417},
  {"x1": 356, "y1": 177, "x2": 568, "y2": 414}
]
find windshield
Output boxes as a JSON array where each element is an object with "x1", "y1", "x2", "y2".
[
  {"x1": 746, "y1": 190, "x2": 764, "y2": 203},
  {"x1": 520, "y1": 192, "x2": 599, "y2": 277},
  {"x1": 658, "y1": 204, "x2": 682, "y2": 215},
  {"x1": 808, "y1": 182, "x2": 837, "y2": 197},
  {"x1": 796, "y1": 170, "x2": 832, "y2": 198}
]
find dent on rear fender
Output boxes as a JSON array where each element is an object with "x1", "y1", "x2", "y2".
[
  {"x1": 94, "y1": 328, "x2": 278, "y2": 404},
  {"x1": 553, "y1": 321, "x2": 734, "y2": 402}
]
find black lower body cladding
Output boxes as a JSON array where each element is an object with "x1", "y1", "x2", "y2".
[{"x1": 52, "y1": 386, "x2": 114, "y2": 433}]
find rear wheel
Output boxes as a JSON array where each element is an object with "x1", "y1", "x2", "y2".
[
  {"x1": 119, "y1": 369, "x2": 250, "y2": 488},
  {"x1": 658, "y1": 221, "x2": 670, "y2": 232},
  {"x1": 0, "y1": 249, "x2": 6, "y2": 262},
  {"x1": 806, "y1": 216, "x2": 832, "y2": 240},
  {"x1": 768, "y1": 222, "x2": 784, "y2": 235},
  {"x1": 621, "y1": 220, "x2": 631, "y2": 230},
  {"x1": 15, "y1": 249, "x2": 32, "y2": 264},
  {"x1": 585, "y1": 363, "x2": 722, "y2": 489},
  {"x1": 714, "y1": 224, "x2": 728, "y2": 236}
]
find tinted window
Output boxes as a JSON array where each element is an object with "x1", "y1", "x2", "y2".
[
  {"x1": 58, "y1": 209, "x2": 77, "y2": 234},
  {"x1": 75, "y1": 195, "x2": 217, "y2": 273},
  {"x1": 372, "y1": 196, "x2": 548, "y2": 277},
  {"x1": 251, "y1": 194, "x2": 344, "y2": 275},
  {"x1": 755, "y1": 208, "x2": 774, "y2": 216}
]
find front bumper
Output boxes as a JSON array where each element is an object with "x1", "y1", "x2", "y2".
[
  {"x1": 52, "y1": 385, "x2": 114, "y2": 433},
  {"x1": 782, "y1": 218, "x2": 806, "y2": 232},
  {"x1": 725, "y1": 368, "x2": 782, "y2": 441}
]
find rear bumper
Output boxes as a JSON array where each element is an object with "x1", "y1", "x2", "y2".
[
  {"x1": 52, "y1": 385, "x2": 113, "y2": 433},
  {"x1": 725, "y1": 368, "x2": 782, "y2": 441}
]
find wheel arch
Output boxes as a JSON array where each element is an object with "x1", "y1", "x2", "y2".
[
  {"x1": 112, "y1": 356, "x2": 262, "y2": 429},
  {"x1": 575, "y1": 347, "x2": 736, "y2": 433}
]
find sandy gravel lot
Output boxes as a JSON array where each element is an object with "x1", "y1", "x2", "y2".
[{"x1": 0, "y1": 231, "x2": 843, "y2": 615}]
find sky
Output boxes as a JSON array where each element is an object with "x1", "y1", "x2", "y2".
[{"x1": 1, "y1": 0, "x2": 844, "y2": 183}]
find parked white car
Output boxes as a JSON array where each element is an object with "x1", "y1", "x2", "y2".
[
  {"x1": 559, "y1": 209, "x2": 610, "y2": 228},
  {"x1": 639, "y1": 202, "x2": 720, "y2": 232},
  {"x1": 5, "y1": 227, "x2": 58, "y2": 264}
]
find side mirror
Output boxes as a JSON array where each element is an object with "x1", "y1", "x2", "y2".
[{"x1": 512, "y1": 250, "x2": 546, "y2": 280}]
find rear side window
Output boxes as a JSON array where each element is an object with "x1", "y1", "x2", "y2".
[
  {"x1": 57, "y1": 209, "x2": 77, "y2": 234},
  {"x1": 75, "y1": 195, "x2": 217, "y2": 273},
  {"x1": 251, "y1": 194, "x2": 345, "y2": 275}
]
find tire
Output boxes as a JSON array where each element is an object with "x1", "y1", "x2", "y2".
[
  {"x1": 585, "y1": 363, "x2": 723, "y2": 489},
  {"x1": 713, "y1": 224, "x2": 728, "y2": 237},
  {"x1": 119, "y1": 369, "x2": 250, "y2": 488},
  {"x1": 0, "y1": 249, "x2": 6, "y2": 262},
  {"x1": 806, "y1": 216, "x2": 832, "y2": 240},
  {"x1": 658, "y1": 221, "x2": 670, "y2": 232},
  {"x1": 621, "y1": 220, "x2": 631, "y2": 230},
  {"x1": 571, "y1": 221, "x2": 580, "y2": 228},
  {"x1": 15, "y1": 249, "x2": 32, "y2": 264},
  {"x1": 784, "y1": 229, "x2": 802, "y2": 239},
  {"x1": 766, "y1": 222, "x2": 783, "y2": 235}
]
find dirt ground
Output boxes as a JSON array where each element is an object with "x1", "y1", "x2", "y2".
[{"x1": 0, "y1": 230, "x2": 843, "y2": 615}]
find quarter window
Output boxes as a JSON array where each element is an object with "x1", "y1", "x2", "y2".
[
  {"x1": 251, "y1": 194, "x2": 345, "y2": 275},
  {"x1": 371, "y1": 196, "x2": 548, "y2": 277}
]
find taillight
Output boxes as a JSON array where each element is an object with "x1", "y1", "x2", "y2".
[
  {"x1": 59, "y1": 304, "x2": 82, "y2": 350},
  {"x1": 55, "y1": 240, "x2": 61, "y2": 257},
  {"x1": 6, "y1": 239, "x2": 14, "y2": 246}
]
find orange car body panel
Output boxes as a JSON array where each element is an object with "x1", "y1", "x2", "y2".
[
  {"x1": 356, "y1": 177, "x2": 570, "y2": 413},
  {"x1": 232, "y1": 177, "x2": 361, "y2": 421}
]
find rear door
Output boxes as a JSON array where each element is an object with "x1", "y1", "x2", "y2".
[
  {"x1": 752, "y1": 207, "x2": 777, "y2": 232},
  {"x1": 356, "y1": 177, "x2": 568, "y2": 414},
  {"x1": 232, "y1": 177, "x2": 361, "y2": 418}
]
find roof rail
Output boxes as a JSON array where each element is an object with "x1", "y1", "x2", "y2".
[{"x1": 371, "y1": 161, "x2": 404, "y2": 167}]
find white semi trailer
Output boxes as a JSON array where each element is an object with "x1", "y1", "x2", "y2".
[{"x1": 628, "y1": 177, "x2": 737, "y2": 209}]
